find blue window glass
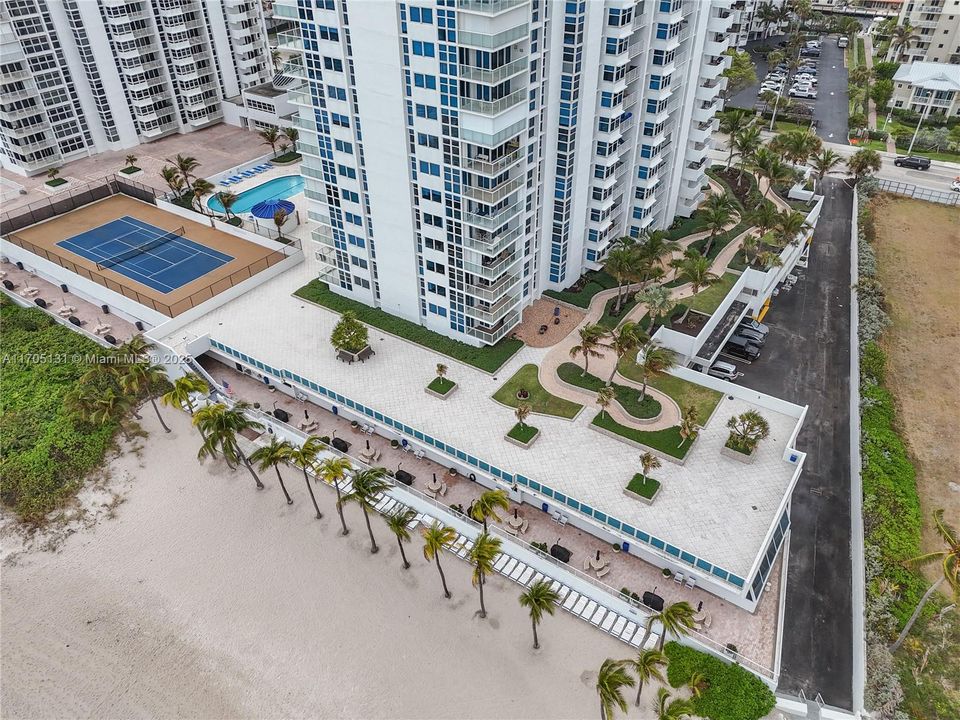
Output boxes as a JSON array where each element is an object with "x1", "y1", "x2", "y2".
[{"x1": 681, "y1": 551, "x2": 696, "y2": 564}]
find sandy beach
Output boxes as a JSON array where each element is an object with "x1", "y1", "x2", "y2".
[{"x1": 1, "y1": 406, "x2": 692, "y2": 720}]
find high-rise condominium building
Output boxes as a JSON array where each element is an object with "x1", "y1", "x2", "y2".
[
  {"x1": 278, "y1": 0, "x2": 734, "y2": 347},
  {"x1": 891, "y1": 0, "x2": 960, "y2": 64},
  {"x1": 0, "y1": 0, "x2": 272, "y2": 176},
  {"x1": 729, "y1": 0, "x2": 789, "y2": 49}
]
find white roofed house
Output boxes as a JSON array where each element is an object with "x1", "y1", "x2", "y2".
[{"x1": 891, "y1": 62, "x2": 960, "y2": 117}]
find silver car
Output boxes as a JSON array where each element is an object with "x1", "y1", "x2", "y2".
[{"x1": 708, "y1": 361, "x2": 740, "y2": 382}]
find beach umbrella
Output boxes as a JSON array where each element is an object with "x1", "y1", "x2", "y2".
[{"x1": 250, "y1": 198, "x2": 295, "y2": 219}]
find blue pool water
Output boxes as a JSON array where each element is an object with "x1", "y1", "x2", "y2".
[{"x1": 208, "y1": 175, "x2": 305, "y2": 214}]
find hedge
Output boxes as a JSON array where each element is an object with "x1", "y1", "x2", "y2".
[
  {"x1": 591, "y1": 412, "x2": 688, "y2": 459},
  {"x1": 556, "y1": 362, "x2": 661, "y2": 420},
  {"x1": 294, "y1": 280, "x2": 523, "y2": 373},
  {"x1": 663, "y1": 642, "x2": 776, "y2": 720}
]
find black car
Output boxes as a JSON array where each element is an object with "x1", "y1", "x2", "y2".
[
  {"x1": 893, "y1": 155, "x2": 931, "y2": 170},
  {"x1": 724, "y1": 336, "x2": 761, "y2": 361}
]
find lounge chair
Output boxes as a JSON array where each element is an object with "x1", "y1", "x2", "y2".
[
  {"x1": 674, "y1": 572, "x2": 684, "y2": 585},
  {"x1": 241, "y1": 171, "x2": 255, "y2": 177},
  {"x1": 520, "y1": 518, "x2": 529, "y2": 533},
  {"x1": 685, "y1": 576, "x2": 696, "y2": 589},
  {"x1": 230, "y1": 175, "x2": 243, "y2": 182},
  {"x1": 582, "y1": 558, "x2": 591, "y2": 571}
]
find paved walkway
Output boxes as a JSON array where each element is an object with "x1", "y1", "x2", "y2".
[{"x1": 861, "y1": 33, "x2": 879, "y2": 134}]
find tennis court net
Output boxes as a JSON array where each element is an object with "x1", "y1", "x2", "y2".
[{"x1": 96, "y1": 226, "x2": 185, "y2": 270}]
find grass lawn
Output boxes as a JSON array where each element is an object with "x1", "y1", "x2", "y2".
[
  {"x1": 666, "y1": 212, "x2": 710, "y2": 241},
  {"x1": 543, "y1": 270, "x2": 618, "y2": 309},
  {"x1": 426, "y1": 376, "x2": 456, "y2": 396},
  {"x1": 507, "y1": 422, "x2": 539, "y2": 444},
  {"x1": 119, "y1": 166, "x2": 141, "y2": 175},
  {"x1": 617, "y1": 362, "x2": 722, "y2": 422},
  {"x1": 492, "y1": 364, "x2": 582, "y2": 419},
  {"x1": 591, "y1": 412, "x2": 689, "y2": 459},
  {"x1": 626, "y1": 473, "x2": 660, "y2": 499},
  {"x1": 0, "y1": 299, "x2": 120, "y2": 522},
  {"x1": 45, "y1": 177, "x2": 67, "y2": 187},
  {"x1": 556, "y1": 362, "x2": 661, "y2": 420},
  {"x1": 773, "y1": 119, "x2": 812, "y2": 134},
  {"x1": 684, "y1": 272, "x2": 737, "y2": 315},
  {"x1": 294, "y1": 280, "x2": 523, "y2": 373}
]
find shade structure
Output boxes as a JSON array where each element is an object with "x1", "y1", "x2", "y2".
[{"x1": 250, "y1": 198, "x2": 295, "y2": 219}]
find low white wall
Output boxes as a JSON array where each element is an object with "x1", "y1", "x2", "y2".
[
  {"x1": 670, "y1": 366, "x2": 806, "y2": 420},
  {"x1": 1, "y1": 240, "x2": 167, "y2": 327}
]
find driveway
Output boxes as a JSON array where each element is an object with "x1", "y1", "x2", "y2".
[
  {"x1": 726, "y1": 35, "x2": 848, "y2": 144},
  {"x1": 736, "y1": 178, "x2": 854, "y2": 709}
]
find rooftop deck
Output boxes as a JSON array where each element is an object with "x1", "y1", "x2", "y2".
[{"x1": 160, "y1": 263, "x2": 802, "y2": 580}]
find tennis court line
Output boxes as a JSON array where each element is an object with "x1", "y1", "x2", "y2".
[{"x1": 118, "y1": 216, "x2": 234, "y2": 263}]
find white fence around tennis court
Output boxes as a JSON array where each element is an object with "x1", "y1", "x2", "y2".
[{"x1": 876, "y1": 179, "x2": 959, "y2": 206}]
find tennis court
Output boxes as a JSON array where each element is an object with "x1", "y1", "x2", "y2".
[{"x1": 57, "y1": 216, "x2": 233, "y2": 294}]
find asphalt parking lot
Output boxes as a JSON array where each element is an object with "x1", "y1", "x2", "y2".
[
  {"x1": 732, "y1": 178, "x2": 855, "y2": 708},
  {"x1": 728, "y1": 35, "x2": 849, "y2": 144}
]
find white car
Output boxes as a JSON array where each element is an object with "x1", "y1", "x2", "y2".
[
  {"x1": 794, "y1": 75, "x2": 818, "y2": 85},
  {"x1": 952, "y1": 180, "x2": 960, "y2": 192},
  {"x1": 789, "y1": 87, "x2": 817, "y2": 99}
]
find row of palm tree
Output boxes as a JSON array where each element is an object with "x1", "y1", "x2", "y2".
[
  {"x1": 596, "y1": 600, "x2": 700, "y2": 720},
  {"x1": 569, "y1": 320, "x2": 678, "y2": 391},
  {"x1": 258, "y1": 126, "x2": 299, "y2": 158}
]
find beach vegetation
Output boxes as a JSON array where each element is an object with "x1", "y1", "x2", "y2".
[
  {"x1": 625, "y1": 649, "x2": 667, "y2": 707},
  {"x1": 422, "y1": 521, "x2": 457, "y2": 598},
  {"x1": 385, "y1": 506, "x2": 418, "y2": 570},
  {"x1": 316, "y1": 456, "x2": 353, "y2": 535},
  {"x1": 249, "y1": 436, "x2": 295, "y2": 505},
  {"x1": 193, "y1": 401, "x2": 264, "y2": 489},
  {"x1": 468, "y1": 531, "x2": 502, "y2": 619},
  {"x1": 596, "y1": 658, "x2": 635, "y2": 720},
  {"x1": 286, "y1": 435, "x2": 327, "y2": 520}
]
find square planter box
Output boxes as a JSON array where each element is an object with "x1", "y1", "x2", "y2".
[
  {"x1": 721, "y1": 443, "x2": 756, "y2": 464},
  {"x1": 623, "y1": 474, "x2": 661, "y2": 505},
  {"x1": 505, "y1": 424, "x2": 539, "y2": 449},
  {"x1": 43, "y1": 179, "x2": 70, "y2": 194},
  {"x1": 119, "y1": 168, "x2": 143, "y2": 178},
  {"x1": 425, "y1": 379, "x2": 457, "y2": 399}
]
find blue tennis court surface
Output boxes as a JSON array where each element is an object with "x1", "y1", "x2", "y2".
[{"x1": 57, "y1": 216, "x2": 233, "y2": 294}]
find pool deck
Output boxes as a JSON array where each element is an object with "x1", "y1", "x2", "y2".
[{"x1": 7, "y1": 195, "x2": 285, "y2": 317}]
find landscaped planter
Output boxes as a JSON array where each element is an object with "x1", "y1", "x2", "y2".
[
  {"x1": 335, "y1": 344, "x2": 374, "y2": 363},
  {"x1": 272, "y1": 152, "x2": 302, "y2": 166},
  {"x1": 505, "y1": 422, "x2": 539, "y2": 449},
  {"x1": 721, "y1": 442, "x2": 756, "y2": 464},
  {"x1": 119, "y1": 167, "x2": 143, "y2": 178},
  {"x1": 425, "y1": 377, "x2": 457, "y2": 399},
  {"x1": 623, "y1": 473, "x2": 661, "y2": 505},
  {"x1": 43, "y1": 179, "x2": 69, "y2": 193}
]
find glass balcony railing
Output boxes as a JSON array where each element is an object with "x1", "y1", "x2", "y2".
[
  {"x1": 461, "y1": 200, "x2": 523, "y2": 230},
  {"x1": 462, "y1": 147, "x2": 522, "y2": 176},
  {"x1": 457, "y1": 0, "x2": 526, "y2": 14},
  {"x1": 463, "y1": 176, "x2": 524, "y2": 205},
  {"x1": 462, "y1": 224, "x2": 523, "y2": 255},
  {"x1": 458, "y1": 24, "x2": 528, "y2": 49},
  {"x1": 276, "y1": 31, "x2": 303, "y2": 52},
  {"x1": 466, "y1": 308, "x2": 522, "y2": 345},
  {"x1": 459, "y1": 57, "x2": 527, "y2": 85},
  {"x1": 460, "y1": 89, "x2": 525, "y2": 116},
  {"x1": 462, "y1": 251, "x2": 521, "y2": 280},
  {"x1": 463, "y1": 272, "x2": 521, "y2": 303}
]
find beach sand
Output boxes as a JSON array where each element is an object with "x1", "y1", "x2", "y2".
[{"x1": 1, "y1": 407, "x2": 685, "y2": 720}]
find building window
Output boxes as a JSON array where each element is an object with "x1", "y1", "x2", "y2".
[{"x1": 412, "y1": 41, "x2": 435, "y2": 57}]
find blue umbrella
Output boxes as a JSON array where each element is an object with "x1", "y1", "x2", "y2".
[{"x1": 250, "y1": 198, "x2": 295, "y2": 219}]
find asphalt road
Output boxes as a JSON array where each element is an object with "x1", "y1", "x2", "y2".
[
  {"x1": 727, "y1": 35, "x2": 849, "y2": 145},
  {"x1": 737, "y1": 178, "x2": 854, "y2": 709}
]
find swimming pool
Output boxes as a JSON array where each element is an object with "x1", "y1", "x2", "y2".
[{"x1": 208, "y1": 175, "x2": 305, "y2": 214}]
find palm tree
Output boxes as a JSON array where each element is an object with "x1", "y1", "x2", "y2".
[
  {"x1": 846, "y1": 148, "x2": 882, "y2": 184},
  {"x1": 596, "y1": 659, "x2": 635, "y2": 720},
  {"x1": 637, "y1": 285, "x2": 675, "y2": 331},
  {"x1": 160, "y1": 166, "x2": 185, "y2": 196},
  {"x1": 731, "y1": 126, "x2": 762, "y2": 182},
  {"x1": 471, "y1": 488, "x2": 510, "y2": 532},
  {"x1": 639, "y1": 451, "x2": 662, "y2": 480},
  {"x1": 519, "y1": 579, "x2": 560, "y2": 649},
  {"x1": 165, "y1": 154, "x2": 200, "y2": 187},
  {"x1": 775, "y1": 210, "x2": 811, "y2": 247},
  {"x1": 249, "y1": 437, "x2": 295, "y2": 505},
  {"x1": 604, "y1": 322, "x2": 648, "y2": 386},
  {"x1": 889, "y1": 509, "x2": 959, "y2": 652},
  {"x1": 193, "y1": 402, "x2": 265, "y2": 489},
  {"x1": 637, "y1": 229, "x2": 680, "y2": 270},
  {"x1": 270, "y1": 47, "x2": 282, "y2": 70},
  {"x1": 514, "y1": 402, "x2": 531, "y2": 428},
  {"x1": 753, "y1": 147, "x2": 793, "y2": 197},
  {"x1": 341, "y1": 467, "x2": 392, "y2": 553},
  {"x1": 273, "y1": 208, "x2": 288, "y2": 240},
  {"x1": 286, "y1": 435, "x2": 326, "y2": 519},
  {"x1": 634, "y1": 342, "x2": 677, "y2": 401},
  {"x1": 191, "y1": 178, "x2": 215, "y2": 215},
  {"x1": 46, "y1": 167, "x2": 61, "y2": 183},
  {"x1": 216, "y1": 191, "x2": 239, "y2": 222},
  {"x1": 604, "y1": 245, "x2": 641, "y2": 314},
  {"x1": 700, "y1": 202, "x2": 733, "y2": 258},
  {"x1": 675, "y1": 253, "x2": 719, "y2": 322},
  {"x1": 771, "y1": 130, "x2": 822, "y2": 166},
  {"x1": 638, "y1": 600, "x2": 697, "y2": 652},
  {"x1": 161, "y1": 373, "x2": 208, "y2": 416},
  {"x1": 569, "y1": 323, "x2": 608, "y2": 377},
  {"x1": 741, "y1": 233, "x2": 760, "y2": 266},
  {"x1": 596, "y1": 386, "x2": 615, "y2": 418},
  {"x1": 890, "y1": 22, "x2": 920, "y2": 60},
  {"x1": 385, "y1": 507, "x2": 417, "y2": 570},
  {"x1": 259, "y1": 126, "x2": 281, "y2": 156},
  {"x1": 756, "y1": 1, "x2": 780, "y2": 38},
  {"x1": 809, "y1": 149, "x2": 842, "y2": 193},
  {"x1": 422, "y1": 521, "x2": 457, "y2": 598},
  {"x1": 124, "y1": 154, "x2": 138, "y2": 169},
  {"x1": 435, "y1": 362, "x2": 448, "y2": 382},
  {"x1": 282, "y1": 126, "x2": 299, "y2": 150},
  {"x1": 687, "y1": 671, "x2": 708, "y2": 699},
  {"x1": 678, "y1": 406, "x2": 700, "y2": 448},
  {"x1": 316, "y1": 456, "x2": 353, "y2": 535},
  {"x1": 627, "y1": 648, "x2": 667, "y2": 707},
  {"x1": 652, "y1": 687, "x2": 694, "y2": 720},
  {"x1": 718, "y1": 110, "x2": 752, "y2": 169},
  {"x1": 66, "y1": 383, "x2": 136, "y2": 439},
  {"x1": 746, "y1": 200, "x2": 779, "y2": 240},
  {"x1": 118, "y1": 358, "x2": 171, "y2": 433},
  {"x1": 468, "y1": 531, "x2": 502, "y2": 619}
]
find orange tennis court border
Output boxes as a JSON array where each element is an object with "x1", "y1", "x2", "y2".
[{"x1": 1, "y1": 175, "x2": 300, "y2": 317}]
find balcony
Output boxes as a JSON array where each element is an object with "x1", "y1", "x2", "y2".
[
  {"x1": 704, "y1": 34, "x2": 731, "y2": 56},
  {"x1": 0, "y1": 105, "x2": 42, "y2": 121},
  {"x1": 1, "y1": 67, "x2": 31, "y2": 82},
  {"x1": 460, "y1": 89, "x2": 525, "y2": 116},
  {"x1": 462, "y1": 249, "x2": 521, "y2": 280},
  {"x1": 8, "y1": 136, "x2": 57, "y2": 154},
  {"x1": 464, "y1": 290, "x2": 521, "y2": 325},
  {"x1": 457, "y1": 0, "x2": 527, "y2": 15},
  {"x1": 462, "y1": 200, "x2": 523, "y2": 230},
  {"x1": 276, "y1": 31, "x2": 303, "y2": 52},
  {"x1": 628, "y1": 40, "x2": 646, "y2": 59},
  {"x1": 459, "y1": 57, "x2": 527, "y2": 85},
  {"x1": 463, "y1": 147, "x2": 522, "y2": 176},
  {"x1": 458, "y1": 25, "x2": 528, "y2": 50},
  {"x1": 311, "y1": 225, "x2": 335, "y2": 248},
  {"x1": 462, "y1": 224, "x2": 523, "y2": 255},
  {"x1": 463, "y1": 176, "x2": 524, "y2": 204},
  {"x1": 466, "y1": 308, "x2": 522, "y2": 345}
]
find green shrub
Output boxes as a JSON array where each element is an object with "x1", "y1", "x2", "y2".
[
  {"x1": 556, "y1": 362, "x2": 661, "y2": 420},
  {"x1": 860, "y1": 341, "x2": 886, "y2": 384},
  {"x1": 663, "y1": 642, "x2": 776, "y2": 720},
  {"x1": 0, "y1": 299, "x2": 120, "y2": 522},
  {"x1": 507, "y1": 422, "x2": 538, "y2": 444},
  {"x1": 294, "y1": 280, "x2": 522, "y2": 373},
  {"x1": 543, "y1": 270, "x2": 618, "y2": 308}
]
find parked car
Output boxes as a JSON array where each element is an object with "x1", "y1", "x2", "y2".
[
  {"x1": 795, "y1": 73, "x2": 817, "y2": 82},
  {"x1": 707, "y1": 361, "x2": 740, "y2": 382},
  {"x1": 893, "y1": 155, "x2": 931, "y2": 170},
  {"x1": 800, "y1": 48, "x2": 820, "y2": 57},
  {"x1": 805, "y1": 40, "x2": 821, "y2": 48},
  {"x1": 724, "y1": 336, "x2": 761, "y2": 361},
  {"x1": 951, "y1": 179, "x2": 960, "y2": 192},
  {"x1": 739, "y1": 317, "x2": 770, "y2": 336},
  {"x1": 838, "y1": 36, "x2": 849, "y2": 48},
  {"x1": 735, "y1": 327, "x2": 767, "y2": 347},
  {"x1": 789, "y1": 87, "x2": 817, "y2": 99}
]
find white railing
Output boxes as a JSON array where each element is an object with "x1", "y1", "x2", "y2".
[{"x1": 460, "y1": 90, "x2": 525, "y2": 116}]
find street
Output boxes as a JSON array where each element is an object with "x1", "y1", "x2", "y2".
[{"x1": 736, "y1": 178, "x2": 855, "y2": 709}]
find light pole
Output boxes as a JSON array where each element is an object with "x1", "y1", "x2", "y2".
[{"x1": 906, "y1": 90, "x2": 934, "y2": 156}]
